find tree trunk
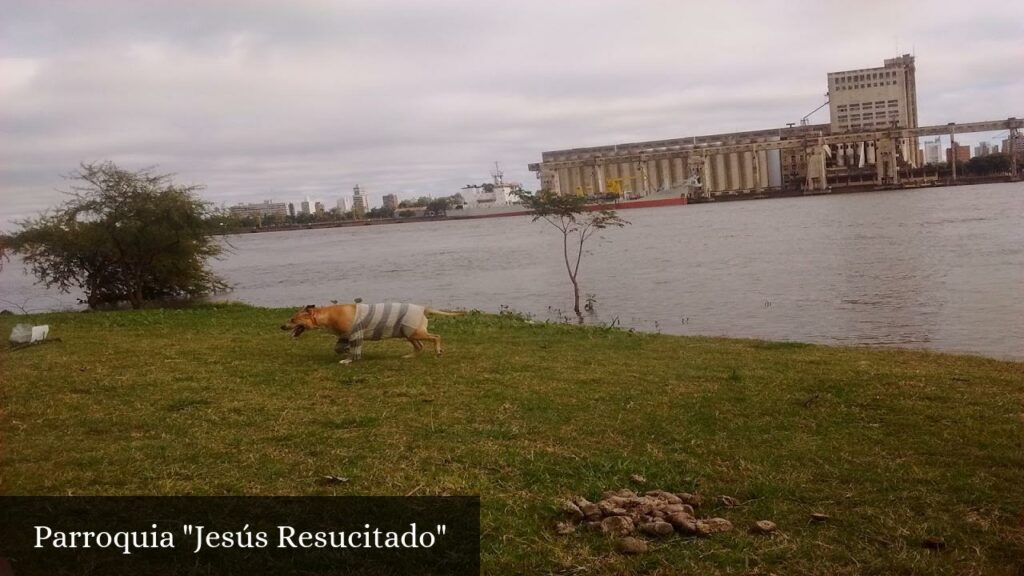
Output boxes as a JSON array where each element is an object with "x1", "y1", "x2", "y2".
[
  {"x1": 131, "y1": 283, "x2": 144, "y2": 309},
  {"x1": 572, "y1": 277, "x2": 582, "y2": 324},
  {"x1": 562, "y1": 231, "x2": 584, "y2": 324}
]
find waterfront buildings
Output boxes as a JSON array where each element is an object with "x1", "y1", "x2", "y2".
[
  {"x1": 382, "y1": 194, "x2": 398, "y2": 211},
  {"x1": 336, "y1": 197, "x2": 348, "y2": 213},
  {"x1": 923, "y1": 137, "x2": 943, "y2": 164},
  {"x1": 827, "y1": 55, "x2": 918, "y2": 133},
  {"x1": 530, "y1": 54, "x2": 1021, "y2": 196},
  {"x1": 974, "y1": 141, "x2": 994, "y2": 157},
  {"x1": 947, "y1": 144, "x2": 971, "y2": 164},
  {"x1": 351, "y1": 185, "x2": 367, "y2": 218},
  {"x1": 1002, "y1": 134, "x2": 1024, "y2": 158},
  {"x1": 300, "y1": 198, "x2": 312, "y2": 216},
  {"x1": 228, "y1": 200, "x2": 288, "y2": 220}
]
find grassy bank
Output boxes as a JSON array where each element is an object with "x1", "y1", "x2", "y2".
[{"x1": 1, "y1": 305, "x2": 1022, "y2": 574}]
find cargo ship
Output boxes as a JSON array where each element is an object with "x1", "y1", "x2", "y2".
[{"x1": 447, "y1": 164, "x2": 695, "y2": 220}]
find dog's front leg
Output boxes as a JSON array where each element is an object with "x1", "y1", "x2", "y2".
[
  {"x1": 334, "y1": 337, "x2": 350, "y2": 356},
  {"x1": 338, "y1": 336, "x2": 362, "y2": 365}
]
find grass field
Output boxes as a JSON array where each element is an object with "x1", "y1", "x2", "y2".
[{"x1": 1, "y1": 304, "x2": 1022, "y2": 574}]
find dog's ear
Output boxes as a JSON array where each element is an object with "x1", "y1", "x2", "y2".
[{"x1": 304, "y1": 304, "x2": 315, "y2": 310}]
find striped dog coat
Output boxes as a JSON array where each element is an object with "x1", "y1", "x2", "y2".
[{"x1": 339, "y1": 303, "x2": 427, "y2": 359}]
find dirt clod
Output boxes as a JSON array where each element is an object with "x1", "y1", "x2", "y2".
[
  {"x1": 639, "y1": 521, "x2": 674, "y2": 537},
  {"x1": 696, "y1": 517, "x2": 734, "y2": 535},
  {"x1": 614, "y1": 536, "x2": 649, "y2": 555},
  {"x1": 600, "y1": 515, "x2": 636, "y2": 536},
  {"x1": 719, "y1": 495, "x2": 741, "y2": 507}
]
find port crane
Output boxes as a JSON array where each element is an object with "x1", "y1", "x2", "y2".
[{"x1": 800, "y1": 95, "x2": 830, "y2": 126}]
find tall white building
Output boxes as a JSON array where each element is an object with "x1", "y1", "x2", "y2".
[
  {"x1": 923, "y1": 137, "x2": 943, "y2": 164},
  {"x1": 827, "y1": 55, "x2": 918, "y2": 134},
  {"x1": 1000, "y1": 134, "x2": 1023, "y2": 157},
  {"x1": 336, "y1": 197, "x2": 348, "y2": 213},
  {"x1": 300, "y1": 197, "x2": 312, "y2": 215},
  {"x1": 351, "y1": 185, "x2": 367, "y2": 218}
]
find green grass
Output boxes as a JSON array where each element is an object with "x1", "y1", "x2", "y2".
[{"x1": 2, "y1": 304, "x2": 1022, "y2": 574}]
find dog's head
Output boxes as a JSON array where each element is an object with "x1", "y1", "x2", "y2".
[{"x1": 280, "y1": 304, "x2": 318, "y2": 338}]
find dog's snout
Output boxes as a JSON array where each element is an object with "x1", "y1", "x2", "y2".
[{"x1": 280, "y1": 324, "x2": 289, "y2": 330}]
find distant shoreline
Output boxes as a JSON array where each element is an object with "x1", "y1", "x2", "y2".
[{"x1": 220, "y1": 174, "x2": 1021, "y2": 235}]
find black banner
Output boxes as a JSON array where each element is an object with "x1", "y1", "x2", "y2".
[{"x1": 0, "y1": 496, "x2": 479, "y2": 576}]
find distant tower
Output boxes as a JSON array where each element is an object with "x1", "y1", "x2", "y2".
[
  {"x1": 351, "y1": 185, "x2": 367, "y2": 219},
  {"x1": 336, "y1": 196, "x2": 348, "y2": 213},
  {"x1": 300, "y1": 197, "x2": 312, "y2": 215},
  {"x1": 491, "y1": 161, "x2": 504, "y2": 186},
  {"x1": 288, "y1": 202, "x2": 295, "y2": 218}
]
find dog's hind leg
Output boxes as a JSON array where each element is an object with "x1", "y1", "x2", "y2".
[
  {"x1": 402, "y1": 338, "x2": 423, "y2": 359},
  {"x1": 408, "y1": 327, "x2": 442, "y2": 355}
]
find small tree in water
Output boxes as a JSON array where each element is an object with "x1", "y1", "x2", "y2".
[
  {"x1": 515, "y1": 190, "x2": 628, "y2": 323},
  {"x1": 11, "y1": 162, "x2": 227, "y2": 309}
]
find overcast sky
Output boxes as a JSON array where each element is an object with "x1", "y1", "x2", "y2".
[{"x1": 2, "y1": 0, "x2": 1022, "y2": 229}]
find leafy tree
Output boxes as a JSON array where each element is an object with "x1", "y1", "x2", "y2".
[
  {"x1": 0, "y1": 236, "x2": 9, "y2": 272},
  {"x1": 10, "y1": 162, "x2": 227, "y2": 309},
  {"x1": 427, "y1": 197, "x2": 452, "y2": 216},
  {"x1": 965, "y1": 153, "x2": 1011, "y2": 176},
  {"x1": 514, "y1": 190, "x2": 628, "y2": 323}
]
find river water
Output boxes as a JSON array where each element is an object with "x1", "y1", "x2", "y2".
[{"x1": 3, "y1": 183, "x2": 1022, "y2": 360}]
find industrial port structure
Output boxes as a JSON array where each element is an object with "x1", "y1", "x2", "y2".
[{"x1": 529, "y1": 56, "x2": 1022, "y2": 199}]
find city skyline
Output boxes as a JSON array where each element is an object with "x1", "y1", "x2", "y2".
[{"x1": 2, "y1": 1, "x2": 1022, "y2": 229}]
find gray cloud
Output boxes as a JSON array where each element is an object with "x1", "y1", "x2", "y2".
[{"x1": 2, "y1": 0, "x2": 1022, "y2": 228}]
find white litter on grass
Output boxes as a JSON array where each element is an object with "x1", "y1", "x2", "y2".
[{"x1": 9, "y1": 323, "x2": 49, "y2": 345}]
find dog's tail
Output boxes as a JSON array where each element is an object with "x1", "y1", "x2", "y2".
[{"x1": 425, "y1": 308, "x2": 465, "y2": 317}]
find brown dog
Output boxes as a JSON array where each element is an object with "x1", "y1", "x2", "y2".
[{"x1": 281, "y1": 303, "x2": 462, "y2": 363}]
